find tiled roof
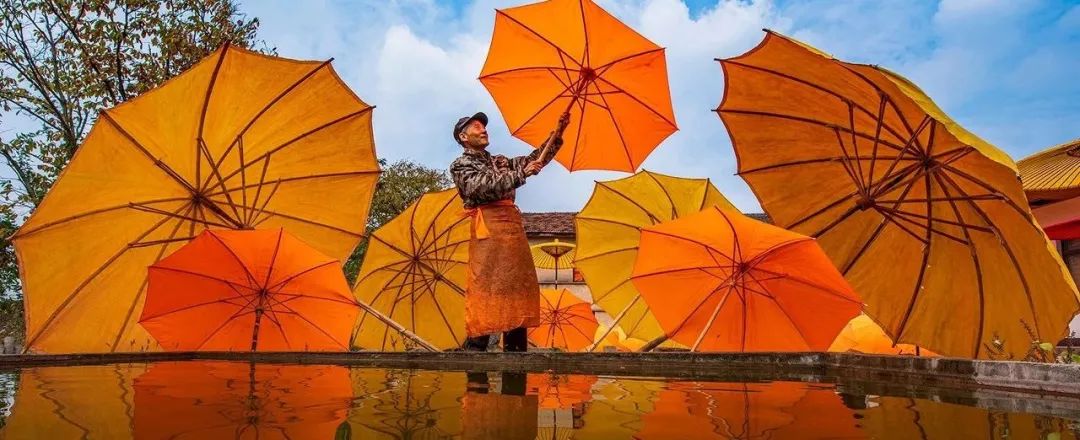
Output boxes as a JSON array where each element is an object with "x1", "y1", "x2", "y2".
[
  {"x1": 522, "y1": 212, "x2": 576, "y2": 236},
  {"x1": 522, "y1": 211, "x2": 772, "y2": 237}
]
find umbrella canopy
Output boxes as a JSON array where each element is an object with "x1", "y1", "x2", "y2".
[
  {"x1": 531, "y1": 240, "x2": 576, "y2": 270},
  {"x1": 348, "y1": 369, "x2": 464, "y2": 439},
  {"x1": 352, "y1": 188, "x2": 469, "y2": 351},
  {"x1": 717, "y1": 30, "x2": 1079, "y2": 358},
  {"x1": 528, "y1": 373, "x2": 597, "y2": 409},
  {"x1": 134, "y1": 361, "x2": 353, "y2": 440},
  {"x1": 139, "y1": 228, "x2": 357, "y2": 351},
  {"x1": 529, "y1": 288, "x2": 599, "y2": 351},
  {"x1": 829, "y1": 314, "x2": 937, "y2": 356},
  {"x1": 0, "y1": 364, "x2": 145, "y2": 439},
  {"x1": 11, "y1": 45, "x2": 379, "y2": 353},
  {"x1": 575, "y1": 378, "x2": 662, "y2": 438},
  {"x1": 592, "y1": 324, "x2": 648, "y2": 352},
  {"x1": 1018, "y1": 137, "x2": 1080, "y2": 203},
  {"x1": 576, "y1": 170, "x2": 737, "y2": 347},
  {"x1": 632, "y1": 206, "x2": 862, "y2": 352},
  {"x1": 479, "y1": 0, "x2": 676, "y2": 172}
]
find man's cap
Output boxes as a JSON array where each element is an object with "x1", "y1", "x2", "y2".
[{"x1": 453, "y1": 112, "x2": 488, "y2": 144}]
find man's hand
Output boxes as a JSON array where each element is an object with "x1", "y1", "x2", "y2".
[
  {"x1": 524, "y1": 160, "x2": 543, "y2": 176},
  {"x1": 555, "y1": 111, "x2": 571, "y2": 135}
]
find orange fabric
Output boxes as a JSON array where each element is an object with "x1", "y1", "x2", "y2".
[
  {"x1": 830, "y1": 314, "x2": 939, "y2": 356},
  {"x1": 527, "y1": 373, "x2": 597, "y2": 409},
  {"x1": 528, "y1": 288, "x2": 598, "y2": 351},
  {"x1": 133, "y1": 361, "x2": 352, "y2": 439},
  {"x1": 717, "y1": 30, "x2": 1079, "y2": 359},
  {"x1": 463, "y1": 199, "x2": 516, "y2": 240},
  {"x1": 465, "y1": 204, "x2": 541, "y2": 337},
  {"x1": 631, "y1": 206, "x2": 863, "y2": 352},
  {"x1": 479, "y1": 0, "x2": 676, "y2": 172},
  {"x1": 462, "y1": 391, "x2": 538, "y2": 440},
  {"x1": 140, "y1": 228, "x2": 358, "y2": 351}
]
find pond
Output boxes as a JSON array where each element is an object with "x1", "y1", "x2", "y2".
[{"x1": 0, "y1": 361, "x2": 1076, "y2": 439}]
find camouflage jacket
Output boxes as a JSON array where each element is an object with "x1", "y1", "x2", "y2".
[{"x1": 450, "y1": 138, "x2": 563, "y2": 209}]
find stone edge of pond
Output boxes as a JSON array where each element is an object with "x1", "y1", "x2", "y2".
[{"x1": 1, "y1": 351, "x2": 1078, "y2": 397}]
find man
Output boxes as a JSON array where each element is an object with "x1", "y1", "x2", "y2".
[{"x1": 450, "y1": 111, "x2": 570, "y2": 352}]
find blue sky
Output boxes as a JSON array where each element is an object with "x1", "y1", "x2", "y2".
[{"x1": 235, "y1": 0, "x2": 1079, "y2": 213}]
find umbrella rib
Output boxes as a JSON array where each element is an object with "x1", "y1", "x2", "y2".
[
  {"x1": 147, "y1": 266, "x2": 256, "y2": 293},
  {"x1": 232, "y1": 60, "x2": 332, "y2": 141},
  {"x1": 262, "y1": 229, "x2": 285, "y2": 287},
  {"x1": 250, "y1": 207, "x2": 363, "y2": 238},
  {"x1": 478, "y1": 65, "x2": 577, "y2": 80},
  {"x1": 847, "y1": 101, "x2": 867, "y2": 188},
  {"x1": 693, "y1": 284, "x2": 736, "y2": 352},
  {"x1": 870, "y1": 117, "x2": 933, "y2": 195},
  {"x1": 128, "y1": 202, "x2": 234, "y2": 229},
  {"x1": 596, "y1": 182, "x2": 662, "y2": 223},
  {"x1": 264, "y1": 291, "x2": 360, "y2": 308},
  {"x1": 932, "y1": 171, "x2": 986, "y2": 357},
  {"x1": 749, "y1": 266, "x2": 862, "y2": 305},
  {"x1": 415, "y1": 220, "x2": 469, "y2": 260},
  {"x1": 573, "y1": 216, "x2": 643, "y2": 237},
  {"x1": 744, "y1": 270, "x2": 815, "y2": 349},
  {"x1": 867, "y1": 94, "x2": 887, "y2": 186},
  {"x1": 833, "y1": 127, "x2": 867, "y2": 190},
  {"x1": 193, "y1": 297, "x2": 260, "y2": 350},
  {"x1": 739, "y1": 155, "x2": 917, "y2": 176},
  {"x1": 894, "y1": 171, "x2": 936, "y2": 342},
  {"x1": 245, "y1": 155, "x2": 272, "y2": 226},
  {"x1": 266, "y1": 260, "x2": 339, "y2": 292},
  {"x1": 592, "y1": 80, "x2": 636, "y2": 170},
  {"x1": 195, "y1": 45, "x2": 229, "y2": 186},
  {"x1": 840, "y1": 64, "x2": 925, "y2": 145},
  {"x1": 719, "y1": 109, "x2": 908, "y2": 153},
  {"x1": 269, "y1": 298, "x2": 349, "y2": 350},
  {"x1": 353, "y1": 260, "x2": 412, "y2": 287},
  {"x1": 493, "y1": 10, "x2": 584, "y2": 65},
  {"x1": 197, "y1": 138, "x2": 244, "y2": 222},
  {"x1": 217, "y1": 106, "x2": 374, "y2": 183},
  {"x1": 205, "y1": 231, "x2": 261, "y2": 287},
  {"x1": 142, "y1": 290, "x2": 254, "y2": 321},
  {"x1": 412, "y1": 194, "x2": 458, "y2": 255},
  {"x1": 941, "y1": 164, "x2": 1041, "y2": 225},
  {"x1": 21, "y1": 206, "x2": 182, "y2": 349},
  {"x1": 369, "y1": 234, "x2": 465, "y2": 294},
  {"x1": 423, "y1": 275, "x2": 462, "y2": 347},
  {"x1": 352, "y1": 261, "x2": 415, "y2": 345},
  {"x1": 593, "y1": 47, "x2": 666, "y2": 73},
  {"x1": 786, "y1": 190, "x2": 859, "y2": 231},
  {"x1": 878, "y1": 205, "x2": 990, "y2": 234},
  {"x1": 593, "y1": 75, "x2": 677, "y2": 129},
  {"x1": 720, "y1": 59, "x2": 914, "y2": 145},
  {"x1": 380, "y1": 266, "x2": 413, "y2": 349},
  {"x1": 11, "y1": 197, "x2": 190, "y2": 240},
  {"x1": 567, "y1": 87, "x2": 589, "y2": 171},
  {"x1": 99, "y1": 112, "x2": 197, "y2": 193},
  {"x1": 937, "y1": 170, "x2": 1043, "y2": 345},
  {"x1": 247, "y1": 177, "x2": 283, "y2": 227},
  {"x1": 840, "y1": 169, "x2": 925, "y2": 274},
  {"x1": 112, "y1": 202, "x2": 195, "y2": 350}
]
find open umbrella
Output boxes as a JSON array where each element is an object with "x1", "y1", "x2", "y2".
[
  {"x1": 352, "y1": 188, "x2": 469, "y2": 351},
  {"x1": 717, "y1": 30, "x2": 1079, "y2": 358},
  {"x1": 632, "y1": 206, "x2": 862, "y2": 352},
  {"x1": 479, "y1": 0, "x2": 676, "y2": 172},
  {"x1": 347, "y1": 369, "x2": 464, "y2": 439},
  {"x1": 0, "y1": 364, "x2": 145, "y2": 439},
  {"x1": 139, "y1": 228, "x2": 357, "y2": 351},
  {"x1": 1018, "y1": 137, "x2": 1080, "y2": 204},
  {"x1": 11, "y1": 45, "x2": 379, "y2": 353},
  {"x1": 829, "y1": 314, "x2": 937, "y2": 356},
  {"x1": 575, "y1": 170, "x2": 737, "y2": 349},
  {"x1": 575, "y1": 378, "x2": 662, "y2": 438},
  {"x1": 528, "y1": 372, "x2": 597, "y2": 409},
  {"x1": 133, "y1": 361, "x2": 353, "y2": 440},
  {"x1": 529, "y1": 288, "x2": 599, "y2": 351},
  {"x1": 592, "y1": 324, "x2": 648, "y2": 352},
  {"x1": 531, "y1": 240, "x2": 576, "y2": 286}
]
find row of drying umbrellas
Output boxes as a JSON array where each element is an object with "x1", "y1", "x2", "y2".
[
  {"x1": 10, "y1": 0, "x2": 1078, "y2": 359},
  {"x1": 4, "y1": 362, "x2": 1073, "y2": 439}
]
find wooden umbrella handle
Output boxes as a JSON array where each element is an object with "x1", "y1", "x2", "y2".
[{"x1": 355, "y1": 301, "x2": 440, "y2": 352}]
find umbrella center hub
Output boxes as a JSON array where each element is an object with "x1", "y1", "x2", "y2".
[
  {"x1": 855, "y1": 196, "x2": 875, "y2": 210},
  {"x1": 580, "y1": 67, "x2": 597, "y2": 81}
]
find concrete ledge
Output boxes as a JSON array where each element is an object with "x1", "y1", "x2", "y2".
[{"x1": 2, "y1": 351, "x2": 1079, "y2": 401}]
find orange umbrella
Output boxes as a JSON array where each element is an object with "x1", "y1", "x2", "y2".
[
  {"x1": 631, "y1": 206, "x2": 863, "y2": 352},
  {"x1": 829, "y1": 314, "x2": 938, "y2": 356},
  {"x1": 140, "y1": 228, "x2": 358, "y2": 351},
  {"x1": 527, "y1": 373, "x2": 597, "y2": 409},
  {"x1": 529, "y1": 288, "x2": 599, "y2": 351},
  {"x1": 133, "y1": 361, "x2": 353, "y2": 440},
  {"x1": 479, "y1": 0, "x2": 676, "y2": 172}
]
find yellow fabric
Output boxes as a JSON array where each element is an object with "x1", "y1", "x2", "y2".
[
  {"x1": 860, "y1": 397, "x2": 1079, "y2": 440},
  {"x1": 718, "y1": 30, "x2": 1079, "y2": 358},
  {"x1": 530, "y1": 240, "x2": 576, "y2": 270},
  {"x1": 352, "y1": 188, "x2": 469, "y2": 351},
  {"x1": 0, "y1": 364, "x2": 146, "y2": 439},
  {"x1": 11, "y1": 45, "x2": 379, "y2": 353},
  {"x1": 574, "y1": 170, "x2": 737, "y2": 345}
]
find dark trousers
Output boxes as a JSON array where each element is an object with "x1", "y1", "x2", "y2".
[{"x1": 464, "y1": 327, "x2": 528, "y2": 352}]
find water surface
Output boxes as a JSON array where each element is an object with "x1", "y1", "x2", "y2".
[{"x1": 0, "y1": 361, "x2": 1076, "y2": 439}]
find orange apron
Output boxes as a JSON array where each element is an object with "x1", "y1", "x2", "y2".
[{"x1": 463, "y1": 200, "x2": 541, "y2": 337}]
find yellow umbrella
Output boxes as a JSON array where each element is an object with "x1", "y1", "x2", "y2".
[
  {"x1": 0, "y1": 364, "x2": 146, "y2": 439},
  {"x1": 717, "y1": 30, "x2": 1079, "y2": 358},
  {"x1": 575, "y1": 170, "x2": 737, "y2": 348},
  {"x1": 351, "y1": 188, "x2": 469, "y2": 351},
  {"x1": 574, "y1": 377, "x2": 662, "y2": 438},
  {"x1": 530, "y1": 240, "x2": 576, "y2": 270},
  {"x1": 347, "y1": 369, "x2": 464, "y2": 438},
  {"x1": 829, "y1": 314, "x2": 937, "y2": 356},
  {"x1": 1018, "y1": 137, "x2": 1080, "y2": 203},
  {"x1": 12, "y1": 45, "x2": 379, "y2": 353}
]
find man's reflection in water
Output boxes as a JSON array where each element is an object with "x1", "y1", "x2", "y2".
[{"x1": 463, "y1": 371, "x2": 539, "y2": 440}]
